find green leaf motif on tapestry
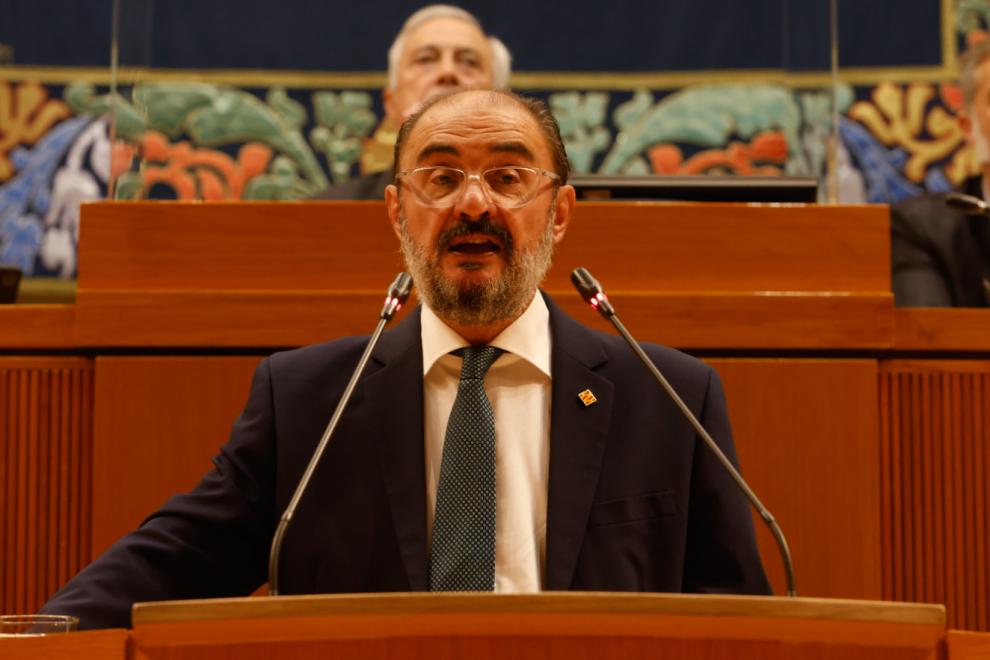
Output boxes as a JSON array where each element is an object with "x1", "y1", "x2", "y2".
[
  {"x1": 63, "y1": 83, "x2": 148, "y2": 141},
  {"x1": 245, "y1": 155, "x2": 320, "y2": 200},
  {"x1": 310, "y1": 91, "x2": 377, "y2": 184},
  {"x1": 602, "y1": 86, "x2": 806, "y2": 175},
  {"x1": 549, "y1": 92, "x2": 611, "y2": 174},
  {"x1": 133, "y1": 82, "x2": 328, "y2": 189}
]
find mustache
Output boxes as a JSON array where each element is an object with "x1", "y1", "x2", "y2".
[{"x1": 436, "y1": 218, "x2": 514, "y2": 253}]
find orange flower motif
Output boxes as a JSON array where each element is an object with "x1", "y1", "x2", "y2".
[
  {"x1": 138, "y1": 131, "x2": 273, "y2": 200},
  {"x1": 648, "y1": 131, "x2": 787, "y2": 176},
  {"x1": 0, "y1": 81, "x2": 71, "y2": 181}
]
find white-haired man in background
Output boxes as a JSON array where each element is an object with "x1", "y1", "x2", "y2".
[
  {"x1": 891, "y1": 39, "x2": 990, "y2": 307},
  {"x1": 313, "y1": 5, "x2": 511, "y2": 200}
]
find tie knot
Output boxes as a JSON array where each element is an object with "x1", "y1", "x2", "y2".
[{"x1": 453, "y1": 346, "x2": 505, "y2": 380}]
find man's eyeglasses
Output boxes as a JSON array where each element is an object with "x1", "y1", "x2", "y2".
[{"x1": 395, "y1": 166, "x2": 560, "y2": 208}]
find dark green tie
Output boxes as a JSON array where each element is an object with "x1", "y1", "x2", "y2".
[{"x1": 429, "y1": 345, "x2": 506, "y2": 591}]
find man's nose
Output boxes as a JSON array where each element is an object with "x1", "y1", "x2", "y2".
[
  {"x1": 436, "y1": 52, "x2": 461, "y2": 86},
  {"x1": 454, "y1": 176, "x2": 495, "y2": 219}
]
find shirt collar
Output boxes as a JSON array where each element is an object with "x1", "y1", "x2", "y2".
[{"x1": 421, "y1": 291, "x2": 552, "y2": 378}]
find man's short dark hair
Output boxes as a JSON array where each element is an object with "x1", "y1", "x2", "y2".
[{"x1": 393, "y1": 89, "x2": 570, "y2": 185}]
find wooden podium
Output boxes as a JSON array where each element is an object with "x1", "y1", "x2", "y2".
[
  {"x1": 126, "y1": 593, "x2": 947, "y2": 660},
  {"x1": 0, "y1": 593, "x2": 948, "y2": 660}
]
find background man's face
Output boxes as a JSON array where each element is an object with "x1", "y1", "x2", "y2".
[{"x1": 383, "y1": 18, "x2": 495, "y2": 128}]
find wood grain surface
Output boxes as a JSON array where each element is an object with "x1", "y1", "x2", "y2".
[
  {"x1": 879, "y1": 361, "x2": 990, "y2": 632},
  {"x1": 129, "y1": 593, "x2": 944, "y2": 660},
  {"x1": 0, "y1": 358, "x2": 93, "y2": 615},
  {"x1": 895, "y1": 309, "x2": 990, "y2": 352},
  {"x1": 708, "y1": 359, "x2": 882, "y2": 600},
  {"x1": 90, "y1": 356, "x2": 264, "y2": 557},
  {"x1": 0, "y1": 306, "x2": 75, "y2": 349},
  {"x1": 77, "y1": 201, "x2": 890, "y2": 293},
  {"x1": 0, "y1": 628, "x2": 127, "y2": 660}
]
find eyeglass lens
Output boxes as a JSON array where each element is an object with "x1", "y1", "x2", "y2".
[{"x1": 405, "y1": 167, "x2": 542, "y2": 207}]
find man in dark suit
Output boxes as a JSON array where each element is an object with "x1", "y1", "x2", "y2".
[
  {"x1": 891, "y1": 40, "x2": 990, "y2": 307},
  {"x1": 41, "y1": 89, "x2": 770, "y2": 630},
  {"x1": 311, "y1": 5, "x2": 511, "y2": 201}
]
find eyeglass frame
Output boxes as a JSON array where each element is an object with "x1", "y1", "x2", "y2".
[{"x1": 394, "y1": 166, "x2": 562, "y2": 209}]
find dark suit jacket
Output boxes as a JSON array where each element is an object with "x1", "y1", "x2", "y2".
[
  {"x1": 309, "y1": 170, "x2": 393, "y2": 201},
  {"x1": 891, "y1": 175, "x2": 990, "y2": 307},
  {"x1": 41, "y1": 294, "x2": 771, "y2": 629}
]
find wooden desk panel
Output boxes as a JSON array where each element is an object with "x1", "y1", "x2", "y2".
[
  {"x1": 130, "y1": 593, "x2": 945, "y2": 660},
  {"x1": 0, "y1": 628, "x2": 128, "y2": 660},
  {"x1": 0, "y1": 358, "x2": 93, "y2": 615},
  {"x1": 895, "y1": 309, "x2": 990, "y2": 352},
  {"x1": 880, "y1": 360, "x2": 990, "y2": 632},
  {"x1": 707, "y1": 359, "x2": 881, "y2": 600},
  {"x1": 74, "y1": 290, "x2": 894, "y2": 349},
  {"x1": 0, "y1": 306, "x2": 75, "y2": 349},
  {"x1": 946, "y1": 630, "x2": 990, "y2": 659},
  {"x1": 561, "y1": 202, "x2": 890, "y2": 293},
  {"x1": 78, "y1": 202, "x2": 890, "y2": 295},
  {"x1": 91, "y1": 356, "x2": 264, "y2": 556},
  {"x1": 78, "y1": 202, "x2": 403, "y2": 291}
]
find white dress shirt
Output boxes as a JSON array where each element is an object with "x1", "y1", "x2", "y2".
[{"x1": 421, "y1": 292, "x2": 552, "y2": 592}]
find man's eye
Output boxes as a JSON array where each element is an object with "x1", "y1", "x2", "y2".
[
  {"x1": 489, "y1": 169, "x2": 524, "y2": 189},
  {"x1": 414, "y1": 52, "x2": 439, "y2": 64},
  {"x1": 427, "y1": 171, "x2": 459, "y2": 187}
]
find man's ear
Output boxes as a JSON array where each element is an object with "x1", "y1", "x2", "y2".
[
  {"x1": 551, "y1": 185, "x2": 576, "y2": 246},
  {"x1": 386, "y1": 184, "x2": 403, "y2": 241},
  {"x1": 382, "y1": 88, "x2": 399, "y2": 130}
]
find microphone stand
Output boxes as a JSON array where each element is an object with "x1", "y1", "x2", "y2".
[
  {"x1": 268, "y1": 273, "x2": 413, "y2": 596},
  {"x1": 571, "y1": 268, "x2": 797, "y2": 597}
]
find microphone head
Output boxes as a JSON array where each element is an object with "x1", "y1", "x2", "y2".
[
  {"x1": 381, "y1": 272, "x2": 414, "y2": 321},
  {"x1": 571, "y1": 268, "x2": 601, "y2": 303},
  {"x1": 570, "y1": 267, "x2": 614, "y2": 318},
  {"x1": 945, "y1": 192, "x2": 990, "y2": 215},
  {"x1": 388, "y1": 272, "x2": 413, "y2": 305}
]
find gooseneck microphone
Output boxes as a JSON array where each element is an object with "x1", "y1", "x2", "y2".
[
  {"x1": 570, "y1": 268, "x2": 797, "y2": 597},
  {"x1": 268, "y1": 272, "x2": 413, "y2": 596}
]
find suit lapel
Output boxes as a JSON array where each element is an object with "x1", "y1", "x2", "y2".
[
  {"x1": 364, "y1": 307, "x2": 430, "y2": 591},
  {"x1": 543, "y1": 295, "x2": 614, "y2": 590}
]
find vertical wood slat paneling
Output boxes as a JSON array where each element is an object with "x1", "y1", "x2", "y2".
[
  {"x1": 0, "y1": 359, "x2": 93, "y2": 615},
  {"x1": 880, "y1": 362, "x2": 990, "y2": 632}
]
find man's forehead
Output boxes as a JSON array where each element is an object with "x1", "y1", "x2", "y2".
[
  {"x1": 404, "y1": 17, "x2": 489, "y2": 54},
  {"x1": 406, "y1": 96, "x2": 547, "y2": 162},
  {"x1": 416, "y1": 140, "x2": 536, "y2": 163}
]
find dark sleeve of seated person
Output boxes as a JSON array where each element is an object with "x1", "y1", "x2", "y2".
[{"x1": 890, "y1": 177, "x2": 990, "y2": 308}]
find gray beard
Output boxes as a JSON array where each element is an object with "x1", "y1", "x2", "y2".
[{"x1": 398, "y1": 205, "x2": 556, "y2": 329}]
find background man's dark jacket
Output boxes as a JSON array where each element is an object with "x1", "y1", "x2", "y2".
[{"x1": 891, "y1": 175, "x2": 990, "y2": 307}]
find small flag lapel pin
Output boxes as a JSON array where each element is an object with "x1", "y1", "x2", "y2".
[{"x1": 578, "y1": 389, "x2": 597, "y2": 407}]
